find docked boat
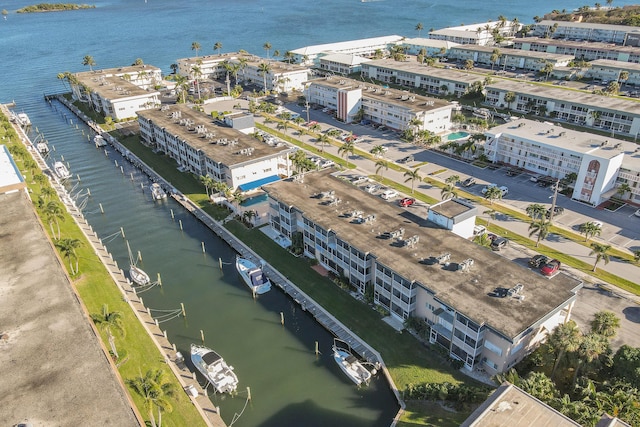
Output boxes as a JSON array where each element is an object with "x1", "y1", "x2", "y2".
[
  {"x1": 332, "y1": 339, "x2": 371, "y2": 386},
  {"x1": 127, "y1": 241, "x2": 150, "y2": 286},
  {"x1": 11, "y1": 111, "x2": 31, "y2": 128},
  {"x1": 53, "y1": 161, "x2": 71, "y2": 180},
  {"x1": 235, "y1": 256, "x2": 272, "y2": 295},
  {"x1": 150, "y1": 182, "x2": 167, "y2": 200},
  {"x1": 190, "y1": 344, "x2": 239, "y2": 394},
  {"x1": 94, "y1": 134, "x2": 107, "y2": 148},
  {"x1": 36, "y1": 142, "x2": 49, "y2": 155}
]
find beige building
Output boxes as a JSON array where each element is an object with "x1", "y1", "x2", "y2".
[
  {"x1": 512, "y1": 37, "x2": 640, "y2": 63},
  {"x1": 448, "y1": 45, "x2": 574, "y2": 71},
  {"x1": 265, "y1": 170, "x2": 582, "y2": 374}
]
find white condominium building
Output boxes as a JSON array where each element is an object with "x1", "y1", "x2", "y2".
[
  {"x1": 72, "y1": 65, "x2": 162, "y2": 120},
  {"x1": 512, "y1": 37, "x2": 640, "y2": 63},
  {"x1": 428, "y1": 20, "x2": 521, "y2": 46},
  {"x1": 484, "y1": 119, "x2": 640, "y2": 205},
  {"x1": 532, "y1": 20, "x2": 640, "y2": 45},
  {"x1": 137, "y1": 104, "x2": 294, "y2": 191},
  {"x1": 306, "y1": 77, "x2": 453, "y2": 132},
  {"x1": 264, "y1": 169, "x2": 581, "y2": 374},
  {"x1": 447, "y1": 45, "x2": 574, "y2": 71},
  {"x1": 290, "y1": 35, "x2": 404, "y2": 65}
]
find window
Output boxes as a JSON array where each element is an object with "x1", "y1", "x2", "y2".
[{"x1": 484, "y1": 339, "x2": 503, "y2": 357}]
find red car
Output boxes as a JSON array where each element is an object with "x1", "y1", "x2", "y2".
[
  {"x1": 540, "y1": 259, "x2": 561, "y2": 276},
  {"x1": 305, "y1": 120, "x2": 318, "y2": 126},
  {"x1": 398, "y1": 198, "x2": 415, "y2": 207}
]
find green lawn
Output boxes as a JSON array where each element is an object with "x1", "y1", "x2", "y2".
[{"x1": 398, "y1": 401, "x2": 473, "y2": 427}]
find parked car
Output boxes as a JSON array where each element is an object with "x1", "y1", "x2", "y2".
[
  {"x1": 381, "y1": 189, "x2": 398, "y2": 200},
  {"x1": 499, "y1": 186, "x2": 509, "y2": 196},
  {"x1": 635, "y1": 209, "x2": 640, "y2": 218},
  {"x1": 530, "y1": 175, "x2": 543, "y2": 183},
  {"x1": 320, "y1": 160, "x2": 335, "y2": 168},
  {"x1": 305, "y1": 120, "x2": 318, "y2": 127},
  {"x1": 473, "y1": 225, "x2": 486, "y2": 236},
  {"x1": 546, "y1": 206, "x2": 565, "y2": 218},
  {"x1": 490, "y1": 237, "x2": 509, "y2": 251},
  {"x1": 462, "y1": 177, "x2": 476, "y2": 187},
  {"x1": 540, "y1": 259, "x2": 561, "y2": 276},
  {"x1": 481, "y1": 183, "x2": 497, "y2": 194},
  {"x1": 365, "y1": 183, "x2": 380, "y2": 193},
  {"x1": 528, "y1": 254, "x2": 550, "y2": 268},
  {"x1": 398, "y1": 197, "x2": 415, "y2": 207},
  {"x1": 398, "y1": 155, "x2": 414, "y2": 164}
]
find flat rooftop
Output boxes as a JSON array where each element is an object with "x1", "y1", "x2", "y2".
[
  {"x1": 402, "y1": 38, "x2": 460, "y2": 49},
  {"x1": 536, "y1": 20, "x2": 639, "y2": 33},
  {"x1": 430, "y1": 198, "x2": 476, "y2": 219},
  {"x1": 461, "y1": 383, "x2": 581, "y2": 427},
  {"x1": 138, "y1": 104, "x2": 292, "y2": 166},
  {"x1": 311, "y1": 76, "x2": 452, "y2": 112},
  {"x1": 590, "y1": 59, "x2": 640, "y2": 71},
  {"x1": 486, "y1": 79, "x2": 640, "y2": 115},
  {"x1": 0, "y1": 145, "x2": 26, "y2": 194},
  {"x1": 74, "y1": 73, "x2": 151, "y2": 100},
  {"x1": 75, "y1": 64, "x2": 161, "y2": 78},
  {"x1": 0, "y1": 191, "x2": 137, "y2": 426},
  {"x1": 264, "y1": 170, "x2": 581, "y2": 339},
  {"x1": 291, "y1": 35, "x2": 404, "y2": 56},
  {"x1": 364, "y1": 59, "x2": 486, "y2": 84},
  {"x1": 514, "y1": 37, "x2": 640, "y2": 54},
  {"x1": 451, "y1": 45, "x2": 575, "y2": 62}
]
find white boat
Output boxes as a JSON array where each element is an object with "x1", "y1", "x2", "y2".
[
  {"x1": 94, "y1": 134, "x2": 107, "y2": 147},
  {"x1": 127, "y1": 241, "x2": 150, "y2": 286},
  {"x1": 11, "y1": 112, "x2": 31, "y2": 127},
  {"x1": 332, "y1": 339, "x2": 371, "y2": 386},
  {"x1": 235, "y1": 256, "x2": 272, "y2": 295},
  {"x1": 150, "y1": 183, "x2": 167, "y2": 200},
  {"x1": 53, "y1": 161, "x2": 71, "y2": 180},
  {"x1": 36, "y1": 142, "x2": 49, "y2": 154},
  {"x1": 190, "y1": 344, "x2": 239, "y2": 394}
]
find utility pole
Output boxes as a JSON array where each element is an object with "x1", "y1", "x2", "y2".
[
  {"x1": 305, "y1": 99, "x2": 310, "y2": 124},
  {"x1": 548, "y1": 178, "x2": 560, "y2": 223}
]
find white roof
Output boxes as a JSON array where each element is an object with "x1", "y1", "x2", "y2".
[
  {"x1": 291, "y1": 35, "x2": 403, "y2": 56},
  {"x1": 590, "y1": 59, "x2": 640, "y2": 72},
  {"x1": 402, "y1": 38, "x2": 460, "y2": 49},
  {"x1": 0, "y1": 145, "x2": 25, "y2": 193},
  {"x1": 318, "y1": 53, "x2": 371, "y2": 66},
  {"x1": 537, "y1": 20, "x2": 640, "y2": 33}
]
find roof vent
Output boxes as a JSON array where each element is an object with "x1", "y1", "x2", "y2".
[
  {"x1": 389, "y1": 228, "x2": 405, "y2": 239},
  {"x1": 436, "y1": 253, "x2": 451, "y2": 264},
  {"x1": 457, "y1": 258, "x2": 474, "y2": 271}
]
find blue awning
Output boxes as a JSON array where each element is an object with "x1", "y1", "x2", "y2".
[{"x1": 238, "y1": 175, "x2": 280, "y2": 192}]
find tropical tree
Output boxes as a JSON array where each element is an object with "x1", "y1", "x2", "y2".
[
  {"x1": 441, "y1": 184, "x2": 457, "y2": 200},
  {"x1": 589, "y1": 243, "x2": 611, "y2": 272},
  {"x1": 528, "y1": 218, "x2": 551, "y2": 247},
  {"x1": 263, "y1": 41, "x2": 272, "y2": 59},
  {"x1": 375, "y1": 159, "x2": 388, "y2": 180},
  {"x1": 54, "y1": 238, "x2": 82, "y2": 275},
  {"x1": 606, "y1": 81, "x2": 620, "y2": 95},
  {"x1": 370, "y1": 145, "x2": 385, "y2": 158},
  {"x1": 520, "y1": 371, "x2": 558, "y2": 401},
  {"x1": 127, "y1": 369, "x2": 176, "y2": 427},
  {"x1": 591, "y1": 311, "x2": 620, "y2": 338},
  {"x1": 199, "y1": 175, "x2": 215, "y2": 199},
  {"x1": 91, "y1": 304, "x2": 125, "y2": 358},
  {"x1": 284, "y1": 50, "x2": 295, "y2": 63},
  {"x1": 445, "y1": 175, "x2": 460, "y2": 185},
  {"x1": 526, "y1": 203, "x2": 546, "y2": 220},
  {"x1": 490, "y1": 48, "x2": 501, "y2": 70},
  {"x1": 634, "y1": 249, "x2": 640, "y2": 264},
  {"x1": 483, "y1": 186, "x2": 502, "y2": 204},
  {"x1": 82, "y1": 55, "x2": 96, "y2": 71},
  {"x1": 242, "y1": 210, "x2": 256, "y2": 226},
  {"x1": 326, "y1": 128, "x2": 342, "y2": 140},
  {"x1": 213, "y1": 41, "x2": 223, "y2": 56},
  {"x1": 309, "y1": 123, "x2": 321, "y2": 134},
  {"x1": 190, "y1": 65, "x2": 202, "y2": 99},
  {"x1": 273, "y1": 49, "x2": 281, "y2": 59},
  {"x1": 338, "y1": 140, "x2": 355, "y2": 160},
  {"x1": 191, "y1": 41, "x2": 201, "y2": 57},
  {"x1": 403, "y1": 168, "x2": 421, "y2": 194},
  {"x1": 415, "y1": 22, "x2": 424, "y2": 37},
  {"x1": 41, "y1": 186, "x2": 56, "y2": 201},
  {"x1": 579, "y1": 222, "x2": 602, "y2": 242},
  {"x1": 616, "y1": 182, "x2": 631, "y2": 199},
  {"x1": 572, "y1": 333, "x2": 609, "y2": 386},
  {"x1": 463, "y1": 59, "x2": 474, "y2": 70},
  {"x1": 618, "y1": 70, "x2": 629, "y2": 87},
  {"x1": 258, "y1": 62, "x2": 272, "y2": 92},
  {"x1": 169, "y1": 63, "x2": 178, "y2": 75},
  {"x1": 315, "y1": 134, "x2": 330, "y2": 152},
  {"x1": 504, "y1": 91, "x2": 516, "y2": 110},
  {"x1": 44, "y1": 200, "x2": 65, "y2": 239},
  {"x1": 547, "y1": 320, "x2": 582, "y2": 380}
]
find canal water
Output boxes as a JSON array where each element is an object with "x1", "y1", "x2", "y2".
[{"x1": 24, "y1": 100, "x2": 398, "y2": 426}]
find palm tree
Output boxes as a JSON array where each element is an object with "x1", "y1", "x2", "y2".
[
  {"x1": 213, "y1": 41, "x2": 223, "y2": 56},
  {"x1": 191, "y1": 41, "x2": 201, "y2": 57},
  {"x1": 375, "y1": 159, "x2": 388, "y2": 180},
  {"x1": 404, "y1": 168, "x2": 422, "y2": 194},
  {"x1": 41, "y1": 186, "x2": 56, "y2": 201},
  {"x1": 591, "y1": 311, "x2": 620, "y2": 338},
  {"x1": 82, "y1": 55, "x2": 96, "y2": 71},
  {"x1": 445, "y1": 175, "x2": 460, "y2": 185},
  {"x1": 258, "y1": 62, "x2": 272, "y2": 92},
  {"x1": 273, "y1": 49, "x2": 281, "y2": 59},
  {"x1": 526, "y1": 203, "x2": 546, "y2": 219},
  {"x1": 441, "y1": 184, "x2": 457, "y2": 200},
  {"x1": 44, "y1": 200, "x2": 65, "y2": 239},
  {"x1": 173, "y1": 74, "x2": 189, "y2": 103},
  {"x1": 547, "y1": 320, "x2": 582, "y2": 380},
  {"x1": 191, "y1": 65, "x2": 202, "y2": 99},
  {"x1": 309, "y1": 123, "x2": 321, "y2": 134},
  {"x1": 589, "y1": 243, "x2": 611, "y2": 272},
  {"x1": 528, "y1": 218, "x2": 551, "y2": 247},
  {"x1": 263, "y1": 41, "x2": 272, "y2": 59},
  {"x1": 415, "y1": 22, "x2": 424, "y2": 37},
  {"x1": 579, "y1": 222, "x2": 602, "y2": 242},
  {"x1": 504, "y1": 91, "x2": 516, "y2": 110},
  {"x1": 284, "y1": 50, "x2": 295, "y2": 63},
  {"x1": 315, "y1": 134, "x2": 330, "y2": 152},
  {"x1": 369, "y1": 145, "x2": 385, "y2": 158},
  {"x1": 572, "y1": 333, "x2": 609, "y2": 386},
  {"x1": 91, "y1": 304, "x2": 125, "y2": 358},
  {"x1": 484, "y1": 186, "x2": 502, "y2": 204},
  {"x1": 169, "y1": 63, "x2": 178, "y2": 75},
  {"x1": 127, "y1": 369, "x2": 176, "y2": 427},
  {"x1": 326, "y1": 129, "x2": 342, "y2": 140},
  {"x1": 634, "y1": 249, "x2": 640, "y2": 264},
  {"x1": 54, "y1": 238, "x2": 82, "y2": 275},
  {"x1": 242, "y1": 210, "x2": 257, "y2": 226},
  {"x1": 199, "y1": 175, "x2": 215, "y2": 199},
  {"x1": 490, "y1": 49, "x2": 501, "y2": 70},
  {"x1": 616, "y1": 182, "x2": 631, "y2": 199},
  {"x1": 338, "y1": 140, "x2": 355, "y2": 160}
]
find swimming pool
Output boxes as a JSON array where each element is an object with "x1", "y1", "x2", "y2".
[
  {"x1": 447, "y1": 131, "x2": 470, "y2": 141},
  {"x1": 240, "y1": 193, "x2": 268, "y2": 207}
]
